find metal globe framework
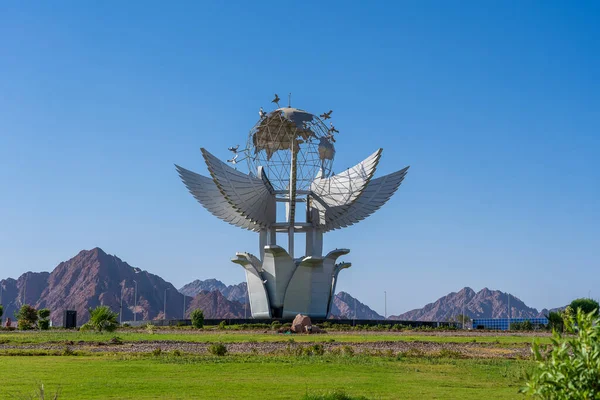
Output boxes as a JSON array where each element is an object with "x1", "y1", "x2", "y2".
[{"x1": 245, "y1": 107, "x2": 334, "y2": 192}]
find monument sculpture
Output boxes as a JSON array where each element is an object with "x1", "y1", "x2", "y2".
[{"x1": 176, "y1": 95, "x2": 409, "y2": 318}]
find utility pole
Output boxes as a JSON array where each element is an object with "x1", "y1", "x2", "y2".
[
  {"x1": 164, "y1": 288, "x2": 170, "y2": 320},
  {"x1": 23, "y1": 273, "x2": 27, "y2": 305},
  {"x1": 133, "y1": 280, "x2": 138, "y2": 322},
  {"x1": 119, "y1": 284, "x2": 124, "y2": 325},
  {"x1": 507, "y1": 293, "x2": 511, "y2": 331},
  {"x1": 462, "y1": 298, "x2": 466, "y2": 330}
]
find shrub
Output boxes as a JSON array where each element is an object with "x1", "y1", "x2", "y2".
[
  {"x1": 522, "y1": 309, "x2": 600, "y2": 398},
  {"x1": 62, "y1": 345, "x2": 75, "y2": 356},
  {"x1": 208, "y1": 343, "x2": 228, "y2": 356},
  {"x1": 38, "y1": 320, "x2": 50, "y2": 330},
  {"x1": 87, "y1": 305, "x2": 119, "y2": 332},
  {"x1": 145, "y1": 323, "x2": 156, "y2": 334},
  {"x1": 302, "y1": 390, "x2": 368, "y2": 400},
  {"x1": 152, "y1": 347, "x2": 162, "y2": 356},
  {"x1": 172, "y1": 349, "x2": 182, "y2": 356},
  {"x1": 342, "y1": 345, "x2": 355, "y2": 357},
  {"x1": 15, "y1": 304, "x2": 38, "y2": 330},
  {"x1": 271, "y1": 321, "x2": 282, "y2": 330},
  {"x1": 190, "y1": 309, "x2": 204, "y2": 329},
  {"x1": 38, "y1": 308, "x2": 51, "y2": 330},
  {"x1": 0, "y1": 305, "x2": 3, "y2": 320},
  {"x1": 569, "y1": 298, "x2": 599, "y2": 316},
  {"x1": 218, "y1": 320, "x2": 227, "y2": 330},
  {"x1": 304, "y1": 344, "x2": 325, "y2": 356},
  {"x1": 546, "y1": 311, "x2": 564, "y2": 332}
]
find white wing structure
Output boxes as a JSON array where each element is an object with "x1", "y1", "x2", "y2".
[
  {"x1": 310, "y1": 149, "x2": 382, "y2": 227},
  {"x1": 201, "y1": 148, "x2": 276, "y2": 228},
  {"x1": 176, "y1": 165, "x2": 260, "y2": 231},
  {"x1": 322, "y1": 166, "x2": 410, "y2": 232},
  {"x1": 176, "y1": 128, "x2": 409, "y2": 320}
]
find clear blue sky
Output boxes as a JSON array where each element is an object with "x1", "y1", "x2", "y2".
[{"x1": 1, "y1": 2, "x2": 598, "y2": 316}]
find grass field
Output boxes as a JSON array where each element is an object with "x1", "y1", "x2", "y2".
[
  {"x1": 0, "y1": 354, "x2": 531, "y2": 399},
  {"x1": 0, "y1": 329, "x2": 540, "y2": 399}
]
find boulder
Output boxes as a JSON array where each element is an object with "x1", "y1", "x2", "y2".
[{"x1": 290, "y1": 314, "x2": 323, "y2": 334}]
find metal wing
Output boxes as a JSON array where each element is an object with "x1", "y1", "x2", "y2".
[
  {"x1": 310, "y1": 149, "x2": 382, "y2": 226},
  {"x1": 324, "y1": 166, "x2": 409, "y2": 232},
  {"x1": 201, "y1": 148, "x2": 276, "y2": 228},
  {"x1": 175, "y1": 165, "x2": 260, "y2": 231}
]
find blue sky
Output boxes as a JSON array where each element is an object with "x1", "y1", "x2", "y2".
[{"x1": 1, "y1": 2, "x2": 598, "y2": 316}]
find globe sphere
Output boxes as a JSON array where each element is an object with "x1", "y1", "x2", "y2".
[{"x1": 246, "y1": 107, "x2": 335, "y2": 192}]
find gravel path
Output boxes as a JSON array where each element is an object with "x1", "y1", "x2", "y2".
[{"x1": 0, "y1": 339, "x2": 531, "y2": 359}]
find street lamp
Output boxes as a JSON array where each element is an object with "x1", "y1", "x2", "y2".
[
  {"x1": 133, "y1": 280, "x2": 138, "y2": 322},
  {"x1": 119, "y1": 282, "x2": 124, "y2": 325},
  {"x1": 384, "y1": 291, "x2": 387, "y2": 319},
  {"x1": 164, "y1": 288, "x2": 170, "y2": 321}
]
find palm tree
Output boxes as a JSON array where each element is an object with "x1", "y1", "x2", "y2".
[{"x1": 88, "y1": 305, "x2": 119, "y2": 332}]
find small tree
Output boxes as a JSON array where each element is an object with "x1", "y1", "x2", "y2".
[
  {"x1": 38, "y1": 308, "x2": 51, "y2": 330},
  {"x1": 569, "y1": 298, "x2": 599, "y2": 316},
  {"x1": 15, "y1": 304, "x2": 38, "y2": 330},
  {"x1": 191, "y1": 309, "x2": 204, "y2": 329},
  {"x1": 87, "y1": 305, "x2": 119, "y2": 332},
  {"x1": 522, "y1": 309, "x2": 600, "y2": 398},
  {"x1": 0, "y1": 304, "x2": 3, "y2": 322},
  {"x1": 546, "y1": 311, "x2": 564, "y2": 332},
  {"x1": 453, "y1": 314, "x2": 471, "y2": 328}
]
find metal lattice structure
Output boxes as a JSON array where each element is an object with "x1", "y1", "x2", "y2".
[
  {"x1": 246, "y1": 108, "x2": 334, "y2": 192},
  {"x1": 176, "y1": 99, "x2": 410, "y2": 319}
]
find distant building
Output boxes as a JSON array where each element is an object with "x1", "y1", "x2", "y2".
[{"x1": 472, "y1": 317, "x2": 548, "y2": 331}]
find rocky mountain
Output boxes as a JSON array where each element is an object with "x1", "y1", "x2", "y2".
[
  {"x1": 222, "y1": 282, "x2": 249, "y2": 304},
  {"x1": 1, "y1": 248, "x2": 193, "y2": 325},
  {"x1": 330, "y1": 291, "x2": 384, "y2": 320},
  {"x1": 389, "y1": 287, "x2": 543, "y2": 322},
  {"x1": 179, "y1": 279, "x2": 227, "y2": 297},
  {"x1": 185, "y1": 290, "x2": 248, "y2": 319},
  {"x1": 179, "y1": 280, "x2": 248, "y2": 304}
]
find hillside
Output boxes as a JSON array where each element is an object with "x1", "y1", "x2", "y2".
[{"x1": 389, "y1": 287, "x2": 543, "y2": 321}]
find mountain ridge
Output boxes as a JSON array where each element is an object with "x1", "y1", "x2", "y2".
[{"x1": 389, "y1": 287, "x2": 546, "y2": 322}]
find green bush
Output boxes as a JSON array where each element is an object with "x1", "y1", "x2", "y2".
[
  {"x1": 342, "y1": 345, "x2": 355, "y2": 357},
  {"x1": 15, "y1": 304, "x2": 38, "y2": 330},
  {"x1": 304, "y1": 344, "x2": 325, "y2": 356},
  {"x1": 218, "y1": 320, "x2": 227, "y2": 330},
  {"x1": 208, "y1": 343, "x2": 228, "y2": 356},
  {"x1": 190, "y1": 309, "x2": 204, "y2": 329},
  {"x1": 511, "y1": 320, "x2": 534, "y2": 331},
  {"x1": 87, "y1": 305, "x2": 119, "y2": 332},
  {"x1": 522, "y1": 309, "x2": 600, "y2": 398},
  {"x1": 152, "y1": 347, "x2": 162, "y2": 356},
  {"x1": 38, "y1": 308, "x2": 51, "y2": 330},
  {"x1": 302, "y1": 390, "x2": 368, "y2": 400},
  {"x1": 569, "y1": 298, "x2": 599, "y2": 316},
  {"x1": 0, "y1": 305, "x2": 3, "y2": 320},
  {"x1": 546, "y1": 311, "x2": 564, "y2": 332},
  {"x1": 38, "y1": 320, "x2": 50, "y2": 330}
]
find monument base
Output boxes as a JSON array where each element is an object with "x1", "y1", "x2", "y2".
[{"x1": 232, "y1": 246, "x2": 351, "y2": 319}]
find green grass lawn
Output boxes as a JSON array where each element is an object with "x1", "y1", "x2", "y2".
[
  {"x1": 0, "y1": 329, "x2": 550, "y2": 345},
  {"x1": 0, "y1": 354, "x2": 531, "y2": 399}
]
